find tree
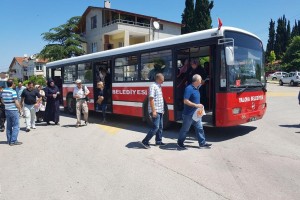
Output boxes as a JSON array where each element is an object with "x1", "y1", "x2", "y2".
[
  {"x1": 291, "y1": 20, "x2": 299, "y2": 39},
  {"x1": 266, "y1": 19, "x2": 276, "y2": 61},
  {"x1": 274, "y1": 15, "x2": 289, "y2": 59},
  {"x1": 38, "y1": 16, "x2": 85, "y2": 61},
  {"x1": 194, "y1": 0, "x2": 214, "y2": 31},
  {"x1": 269, "y1": 50, "x2": 276, "y2": 65},
  {"x1": 282, "y1": 36, "x2": 300, "y2": 71},
  {"x1": 181, "y1": 0, "x2": 195, "y2": 34}
]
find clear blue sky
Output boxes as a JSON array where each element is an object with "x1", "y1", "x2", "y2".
[{"x1": 1, "y1": 0, "x2": 300, "y2": 72}]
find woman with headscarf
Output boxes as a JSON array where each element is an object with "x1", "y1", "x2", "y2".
[{"x1": 44, "y1": 78, "x2": 60, "y2": 125}]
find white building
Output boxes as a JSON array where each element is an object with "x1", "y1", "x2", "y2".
[
  {"x1": 9, "y1": 56, "x2": 47, "y2": 81},
  {"x1": 76, "y1": 3, "x2": 182, "y2": 54}
]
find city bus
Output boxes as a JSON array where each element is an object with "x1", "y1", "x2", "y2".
[{"x1": 46, "y1": 26, "x2": 267, "y2": 128}]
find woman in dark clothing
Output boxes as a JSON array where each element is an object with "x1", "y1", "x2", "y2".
[
  {"x1": 96, "y1": 81, "x2": 107, "y2": 122},
  {"x1": 44, "y1": 79, "x2": 60, "y2": 125}
]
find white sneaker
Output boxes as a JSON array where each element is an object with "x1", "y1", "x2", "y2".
[{"x1": 31, "y1": 126, "x2": 36, "y2": 129}]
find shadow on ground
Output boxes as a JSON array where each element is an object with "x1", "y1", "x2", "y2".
[{"x1": 61, "y1": 110, "x2": 257, "y2": 143}]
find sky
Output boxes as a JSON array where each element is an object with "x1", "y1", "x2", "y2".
[{"x1": 1, "y1": 0, "x2": 300, "y2": 72}]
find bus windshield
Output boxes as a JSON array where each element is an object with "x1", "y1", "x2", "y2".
[{"x1": 225, "y1": 31, "x2": 265, "y2": 89}]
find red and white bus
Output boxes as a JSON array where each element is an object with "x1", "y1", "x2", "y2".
[{"x1": 46, "y1": 26, "x2": 267, "y2": 128}]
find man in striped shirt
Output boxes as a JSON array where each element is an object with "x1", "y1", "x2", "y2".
[{"x1": 1, "y1": 79, "x2": 22, "y2": 146}]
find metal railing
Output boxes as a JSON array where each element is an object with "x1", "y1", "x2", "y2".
[{"x1": 103, "y1": 19, "x2": 150, "y2": 28}]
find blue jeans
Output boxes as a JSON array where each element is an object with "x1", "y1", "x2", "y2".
[
  {"x1": 178, "y1": 114, "x2": 206, "y2": 146},
  {"x1": 96, "y1": 103, "x2": 107, "y2": 120},
  {"x1": 5, "y1": 110, "x2": 20, "y2": 144},
  {"x1": 142, "y1": 113, "x2": 163, "y2": 143}
]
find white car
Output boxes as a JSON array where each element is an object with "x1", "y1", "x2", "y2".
[
  {"x1": 268, "y1": 71, "x2": 288, "y2": 80},
  {"x1": 279, "y1": 71, "x2": 300, "y2": 86}
]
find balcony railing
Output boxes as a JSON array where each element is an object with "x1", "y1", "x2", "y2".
[{"x1": 103, "y1": 19, "x2": 150, "y2": 28}]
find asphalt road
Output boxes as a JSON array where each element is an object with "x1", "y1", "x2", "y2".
[{"x1": 0, "y1": 83, "x2": 299, "y2": 200}]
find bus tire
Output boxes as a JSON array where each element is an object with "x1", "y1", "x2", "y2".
[
  {"x1": 66, "y1": 94, "x2": 76, "y2": 115},
  {"x1": 143, "y1": 99, "x2": 170, "y2": 130}
]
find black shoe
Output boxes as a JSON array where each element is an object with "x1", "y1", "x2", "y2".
[
  {"x1": 199, "y1": 143, "x2": 212, "y2": 148},
  {"x1": 55, "y1": 122, "x2": 60, "y2": 125},
  {"x1": 139, "y1": 141, "x2": 150, "y2": 149},
  {"x1": 9, "y1": 141, "x2": 23, "y2": 146},
  {"x1": 46, "y1": 122, "x2": 50, "y2": 125},
  {"x1": 26, "y1": 128, "x2": 30, "y2": 132},
  {"x1": 177, "y1": 142, "x2": 186, "y2": 149},
  {"x1": 155, "y1": 141, "x2": 166, "y2": 146}
]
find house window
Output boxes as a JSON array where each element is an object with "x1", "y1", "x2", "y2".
[
  {"x1": 118, "y1": 42, "x2": 124, "y2": 47},
  {"x1": 36, "y1": 64, "x2": 43, "y2": 71},
  {"x1": 91, "y1": 16, "x2": 97, "y2": 29},
  {"x1": 159, "y1": 24, "x2": 163, "y2": 30},
  {"x1": 91, "y1": 42, "x2": 98, "y2": 53}
]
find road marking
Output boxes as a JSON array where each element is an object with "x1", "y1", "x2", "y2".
[
  {"x1": 267, "y1": 92, "x2": 298, "y2": 97},
  {"x1": 97, "y1": 124, "x2": 121, "y2": 135}
]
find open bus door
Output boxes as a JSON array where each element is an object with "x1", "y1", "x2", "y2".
[
  {"x1": 93, "y1": 60, "x2": 112, "y2": 113},
  {"x1": 174, "y1": 45, "x2": 215, "y2": 126}
]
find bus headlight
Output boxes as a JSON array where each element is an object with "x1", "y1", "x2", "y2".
[{"x1": 232, "y1": 108, "x2": 241, "y2": 115}]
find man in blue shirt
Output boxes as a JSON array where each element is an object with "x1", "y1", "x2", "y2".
[
  {"x1": 1, "y1": 79, "x2": 22, "y2": 146},
  {"x1": 177, "y1": 74, "x2": 212, "y2": 149}
]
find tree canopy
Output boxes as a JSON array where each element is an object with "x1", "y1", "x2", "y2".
[
  {"x1": 282, "y1": 36, "x2": 300, "y2": 71},
  {"x1": 181, "y1": 0, "x2": 195, "y2": 34},
  {"x1": 38, "y1": 16, "x2": 85, "y2": 61}
]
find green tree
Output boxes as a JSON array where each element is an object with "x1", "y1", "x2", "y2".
[
  {"x1": 274, "y1": 15, "x2": 287, "y2": 59},
  {"x1": 282, "y1": 36, "x2": 300, "y2": 71},
  {"x1": 23, "y1": 76, "x2": 47, "y2": 87},
  {"x1": 38, "y1": 16, "x2": 85, "y2": 61},
  {"x1": 194, "y1": 0, "x2": 214, "y2": 31},
  {"x1": 266, "y1": 19, "x2": 276, "y2": 61},
  {"x1": 269, "y1": 50, "x2": 276, "y2": 65},
  {"x1": 181, "y1": 0, "x2": 195, "y2": 34},
  {"x1": 291, "y1": 20, "x2": 299, "y2": 39}
]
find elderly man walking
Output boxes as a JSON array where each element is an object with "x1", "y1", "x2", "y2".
[
  {"x1": 140, "y1": 73, "x2": 166, "y2": 149},
  {"x1": 73, "y1": 79, "x2": 90, "y2": 127},
  {"x1": 177, "y1": 74, "x2": 212, "y2": 149}
]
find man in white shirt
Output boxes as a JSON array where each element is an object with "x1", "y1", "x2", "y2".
[{"x1": 73, "y1": 79, "x2": 90, "y2": 128}]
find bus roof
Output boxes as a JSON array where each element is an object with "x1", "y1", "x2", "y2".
[{"x1": 46, "y1": 26, "x2": 261, "y2": 68}]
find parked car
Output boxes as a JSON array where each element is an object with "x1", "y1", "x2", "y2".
[
  {"x1": 268, "y1": 71, "x2": 288, "y2": 80},
  {"x1": 279, "y1": 71, "x2": 300, "y2": 86}
]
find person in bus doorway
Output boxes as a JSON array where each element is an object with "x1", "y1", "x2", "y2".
[
  {"x1": 140, "y1": 73, "x2": 166, "y2": 149},
  {"x1": 1, "y1": 79, "x2": 22, "y2": 146},
  {"x1": 20, "y1": 81, "x2": 42, "y2": 132},
  {"x1": 96, "y1": 81, "x2": 107, "y2": 123},
  {"x1": 44, "y1": 79, "x2": 60, "y2": 125},
  {"x1": 73, "y1": 79, "x2": 90, "y2": 128},
  {"x1": 177, "y1": 74, "x2": 212, "y2": 149},
  {"x1": 186, "y1": 59, "x2": 207, "y2": 85}
]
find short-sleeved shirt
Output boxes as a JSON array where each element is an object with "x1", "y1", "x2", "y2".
[
  {"x1": 1, "y1": 88, "x2": 18, "y2": 111},
  {"x1": 183, "y1": 84, "x2": 200, "y2": 116},
  {"x1": 21, "y1": 88, "x2": 41, "y2": 105},
  {"x1": 148, "y1": 82, "x2": 164, "y2": 113},
  {"x1": 73, "y1": 86, "x2": 89, "y2": 99}
]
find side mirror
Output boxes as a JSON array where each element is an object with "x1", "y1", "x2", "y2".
[{"x1": 225, "y1": 46, "x2": 235, "y2": 65}]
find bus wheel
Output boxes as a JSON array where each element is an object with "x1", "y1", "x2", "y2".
[
  {"x1": 143, "y1": 99, "x2": 170, "y2": 130},
  {"x1": 66, "y1": 95, "x2": 76, "y2": 115}
]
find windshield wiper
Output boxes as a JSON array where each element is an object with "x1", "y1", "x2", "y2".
[{"x1": 237, "y1": 85, "x2": 250, "y2": 95}]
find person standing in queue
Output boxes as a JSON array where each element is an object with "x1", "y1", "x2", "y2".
[
  {"x1": 96, "y1": 81, "x2": 107, "y2": 123},
  {"x1": 1, "y1": 79, "x2": 22, "y2": 145},
  {"x1": 20, "y1": 81, "x2": 42, "y2": 132},
  {"x1": 73, "y1": 79, "x2": 90, "y2": 128},
  {"x1": 44, "y1": 79, "x2": 60, "y2": 125},
  {"x1": 140, "y1": 73, "x2": 166, "y2": 149},
  {"x1": 177, "y1": 74, "x2": 212, "y2": 149}
]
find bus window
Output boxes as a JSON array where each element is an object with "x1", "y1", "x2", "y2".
[
  {"x1": 78, "y1": 63, "x2": 92, "y2": 83},
  {"x1": 114, "y1": 55, "x2": 138, "y2": 82},
  {"x1": 63, "y1": 65, "x2": 76, "y2": 83},
  {"x1": 141, "y1": 49, "x2": 172, "y2": 81}
]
